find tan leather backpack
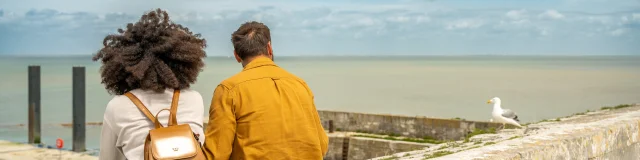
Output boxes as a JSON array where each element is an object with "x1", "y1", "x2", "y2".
[{"x1": 125, "y1": 89, "x2": 206, "y2": 160}]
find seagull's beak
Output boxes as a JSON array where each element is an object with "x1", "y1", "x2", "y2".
[{"x1": 486, "y1": 100, "x2": 492, "y2": 104}]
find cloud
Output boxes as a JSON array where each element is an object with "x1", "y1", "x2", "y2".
[
  {"x1": 387, "y1": 16, "x2": 411, "y2": 22},
  {"x1": 1, "y1": 0, "x2": 639, "y2": 56},
  {"x1": 582, "y1": 15, "x2": 614, "y2": 25},
  {"x1": 538, "y1": 27, "x2": 551, "y2": 36},
  {"x1": 506, "y1": 9, "x2": 527, "y2": 20},
  {"x1": 539, "y1": 10, "x2": 565, "y2": 20},
  {"x1": 102, "y1": 12, "x2": 137, "y2": 23},
  {"x1": 610, "y1": 28, "x2": 626, "y2": 36},
  {"x1": 446, "y1": 19, "x2": 484, "y2": 30},
  {"x1": 616, "y1": 13, "x2": 640, "y2": 28},
  {"x1": 502, "y1": 9, "x2": 531, "y2": 26}
]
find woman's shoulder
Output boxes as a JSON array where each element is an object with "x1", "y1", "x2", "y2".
[
  {"x1": 177, "y1": 89, "x2": 204, "y2": 109},
  {"x1": 109, "y1": 89, "x2": 203, "y2": 108},
  {"x1": 102, "y1": 93, "x2": 137, "y2": 124},
  {"x1": 106, "y1": 94, "x2": 133, "y2": 109},
  {"x1": 103, "y1": 89, "x2": 204, "y2": 119},
  {"x1": 107, "y1": 89, "x2": 203, "y2": 106},
  {"x1": 178, "y1": 89, "x2": 203, "y2": 99}
]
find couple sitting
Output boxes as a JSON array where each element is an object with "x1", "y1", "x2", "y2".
[{"x1": 96, "y1": 9, "x2": 328, "y2": 160}]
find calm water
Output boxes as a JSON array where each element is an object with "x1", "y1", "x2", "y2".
[{"x1": 1, "y1": 56, "x2": 639, "y2": 149}]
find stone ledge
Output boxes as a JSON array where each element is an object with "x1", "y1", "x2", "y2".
[
  {"x1": 438, "y1": 105, "x2": 640, "y2": 160},
  {"x1": 318, "y1": 110, "x2": 505, "y2": 141},
  {"x1": 371, "y1": 104, "x2": 640, "y2": 160},
  {"x1": 325, "y1": 132, "x2": 433, "y2": 160}
]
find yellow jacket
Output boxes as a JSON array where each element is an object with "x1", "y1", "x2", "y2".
[{"x1": 204, "y1": 57, "x2": 329, "y2": 160}]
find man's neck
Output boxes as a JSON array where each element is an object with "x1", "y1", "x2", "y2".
[{"x1": 242, "y1": 55, "x2": 270, "y2": 68}]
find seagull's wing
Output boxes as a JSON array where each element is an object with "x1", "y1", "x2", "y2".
[{"x1": 501, "y1": 109, "x2": 519, "y2": 122}]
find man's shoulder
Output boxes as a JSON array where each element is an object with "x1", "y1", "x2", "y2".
[
  {"x1": 218, "y1": 66, "x2": 307, "y2": 89},
  {"x1": 217, "y1": 71, "x2": 251, "y2": 89}
]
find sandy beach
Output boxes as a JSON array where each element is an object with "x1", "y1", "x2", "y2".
[{"x1": 0, "y1": 140, "x2": 96, "y2": 160}]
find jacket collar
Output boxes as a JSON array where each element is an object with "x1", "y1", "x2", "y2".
[{"x1": 242, "y1": 57, "x2": 277, "y2": 71}]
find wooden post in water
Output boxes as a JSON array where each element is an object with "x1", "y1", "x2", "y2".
[
  {"x1": 72, "y1": 66, "x2": 86, "y2": 152},
  {"x1": 28, "y1": 66, "x2": 41, "y2": 144}
]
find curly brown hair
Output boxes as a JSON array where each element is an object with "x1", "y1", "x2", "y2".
[{"x1": 93, "y1": 8, "x2": 207, "y2": 95}]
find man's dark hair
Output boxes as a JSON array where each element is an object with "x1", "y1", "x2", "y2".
[
  {"x1": 231, "y1": 21, "x2": 271, "y2": 60},
  {"x1": 92, "y1": 8, "x2": 207, "y2": 95}
]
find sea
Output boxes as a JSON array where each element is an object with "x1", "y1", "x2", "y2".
[{"x1": 1, "y1": 55, "x2": 639, "y2": 150}]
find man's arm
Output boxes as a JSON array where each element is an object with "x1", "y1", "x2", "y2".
[
  {"x1": 312, "y1": 99, "x2": 329, "y2": 155},
  {"x1": 304, "y1": 83, "x2": 329, "y2": 155},
  {"x1": 203, "y1": 84, "x2": 236, "y2": 160}
]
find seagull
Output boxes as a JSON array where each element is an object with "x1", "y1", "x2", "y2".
[{"x1": 487, "y1": 97, "x2": 522, "y2": 129}]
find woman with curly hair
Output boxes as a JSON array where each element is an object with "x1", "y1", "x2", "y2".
[{"x1": 95, "y1": 9, "x2": 207, "y2": 160}]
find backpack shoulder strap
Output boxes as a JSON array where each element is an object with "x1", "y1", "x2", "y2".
[
  {"x1": 124, "y1": 92, "x2": 160, "y2": 128},
  {"x1": 168, "y1": 89, "x2": 180, "y2": 126},
  {"x1": 143, "y1": 134, "x2": 152, "y2": 160}
]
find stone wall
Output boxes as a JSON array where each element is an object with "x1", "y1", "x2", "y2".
[
  {"x1": 428, "y1": 105, "x2": 640, "y2": 160},
  {"x1": 600, "y1": 143, "x2": 640, "y2": 160},
  {"x1": 319, "y1": 110, "x2": 502, "y2": 141},
  {"x1": 480, "y1": 119, "x2": 640, "y2": 160},
  {"x1": 324, "y1": 133, "x2": 431, "y2": 160},
  {"x1": 347, "y1": 137, "x2": 430, "y2": 160},
  {"x1": 324, "y1": 134, "x2": 345, "y2": 160}
]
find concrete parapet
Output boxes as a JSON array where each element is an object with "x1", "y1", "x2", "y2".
[
  {"x1": 325, "y1": 132, "x2": 432, "y2": 160},
  {"x1": 372, "y1": 104, "x2": 640, "y2": 160},
  {"x1": 325, "y1": 133, "x2": 346, "y2": 160},
  {"x1": 438, "y1": 105, "x2": 640, "y2": 160},
  {"x1": 348, "y1": 136, "x2": 430, "y2": 160},
  {"x1": 319, "y1": 110, "x2": 504, "y2": 141}
]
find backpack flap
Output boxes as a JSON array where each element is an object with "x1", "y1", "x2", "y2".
[{"x1": 149, "y1": 124, "x2": 198, "y2": 159}]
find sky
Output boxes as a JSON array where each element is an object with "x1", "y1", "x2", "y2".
[{"x1": 0, "y1": 0, "x2": 639, "y2": 56}]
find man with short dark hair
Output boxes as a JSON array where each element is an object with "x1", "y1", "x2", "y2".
[{"x1": 203, "y1": 21, "x2": 329, "y2": 160}]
